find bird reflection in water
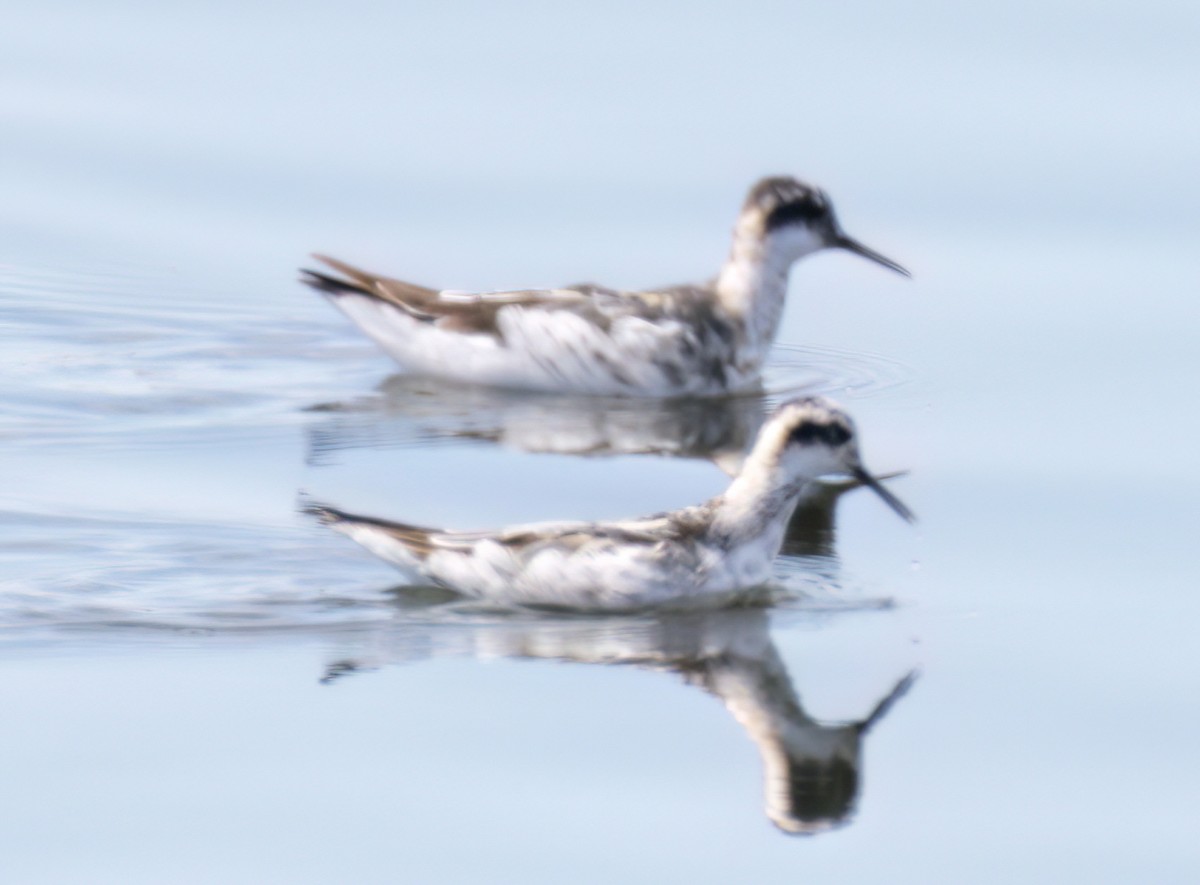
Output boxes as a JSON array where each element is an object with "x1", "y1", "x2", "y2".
[
  {"x1": 305, "y1": 376, "x2": 906, "y2": 595},
  {"x1": 305, "y1": 373, "x2": 769, "y2": 470},
  {"x1": 305, "y1": 367, "x2": 914, "y2": 832},
  {"x1": 322, "y1": 605, "x2": 916, "y2": 836},
  {"x1": 316, "y1": 471, "x2": 913, "y2": 834}
]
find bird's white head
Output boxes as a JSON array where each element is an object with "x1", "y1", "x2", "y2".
[
  {"x1": 752, "y1": 396, "x2": 914, "y2": 522},
  {"x1": 737, "y1": 177, "x2": 910, "y2": 277}
]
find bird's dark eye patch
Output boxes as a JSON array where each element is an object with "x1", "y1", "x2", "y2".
[
  {"x1": 789, "y1": 420, "x2": 852, "y2": 447},
  {"x1": 765, "y1": 198, "x2": 827, "y2": 232}
]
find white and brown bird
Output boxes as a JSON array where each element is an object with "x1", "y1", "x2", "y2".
[
  {"x1": 306, "y1": 396, "x2": 913, "y2": 610},
  {"x1": 302, "y1": 177, "x2": 909, "y2": 396}
]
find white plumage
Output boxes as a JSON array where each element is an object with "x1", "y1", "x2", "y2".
[
  {"x1": 302, "y1": 176, "x2": 909, "y2": 396},
  {"x1": 308, "y1": 396, "x2": 914, "y2": 610}
]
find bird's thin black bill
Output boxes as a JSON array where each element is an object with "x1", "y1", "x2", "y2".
[
  {"x1": 852, "y1": 467, "x2": 916, "y2": 523},
  {"x1": 836, "y1": 235, "x2": 911, "y2": 278}
]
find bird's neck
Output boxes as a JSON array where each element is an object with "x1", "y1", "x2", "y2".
[
  {"x1": 710, "y1": 460, "x2": 807, "y2": 548},
  {"x1": 714, "y1": 229, "x2": 804, "y2": 362}
]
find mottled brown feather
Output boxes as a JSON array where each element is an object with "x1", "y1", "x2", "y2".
[{"x1": 311, "y1": 254, "x2": 613, "y2": 335}]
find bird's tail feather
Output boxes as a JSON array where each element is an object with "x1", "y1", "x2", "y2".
[
  {"x1": 299, "y1": 268, "x2": 369, "y2": 298},
  {"x1": 301, "y1": 497, "x2": 440, "y2": 559},
  {"x1": 302, "y1": 499, "x2": 354, "y2": 525}
]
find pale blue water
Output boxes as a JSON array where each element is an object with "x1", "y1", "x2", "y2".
[{"x1": 3, "y1": 2, "x2": 1199, "y2": 882}]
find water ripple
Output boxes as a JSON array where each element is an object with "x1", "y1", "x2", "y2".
[
  {"x1": 0, "y1": 262, "x2": 378, "y2": 450},
  {"x1": 0, "y1": 501, "x2": 887, "y2": 640}
]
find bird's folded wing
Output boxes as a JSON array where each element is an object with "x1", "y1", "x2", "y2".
[
  {"x1": 308, "y1": 254, "x2": 613, "y2": 334},
  {"x1": 423, "y1": 519, "x2": 672, "y2": 557}
]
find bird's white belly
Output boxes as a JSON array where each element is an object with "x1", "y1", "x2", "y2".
[
  {"x1": 424, "y1": 537, "x2": 774, "y2": 611},
  {"x1": 333, "y1": 296, "x2": 738, "y2": 396}
]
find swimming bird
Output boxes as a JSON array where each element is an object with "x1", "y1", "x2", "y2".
[
  {"x1": 305, "y1": 396, "x2": 913, "y2": 610},
  {"x1": 301, "y1": 177, "x2": 909, "y2": 396}
]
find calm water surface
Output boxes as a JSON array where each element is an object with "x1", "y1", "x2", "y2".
[{"x1": 4, "y1": 2, "x2": 1199, "y2": 882}]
